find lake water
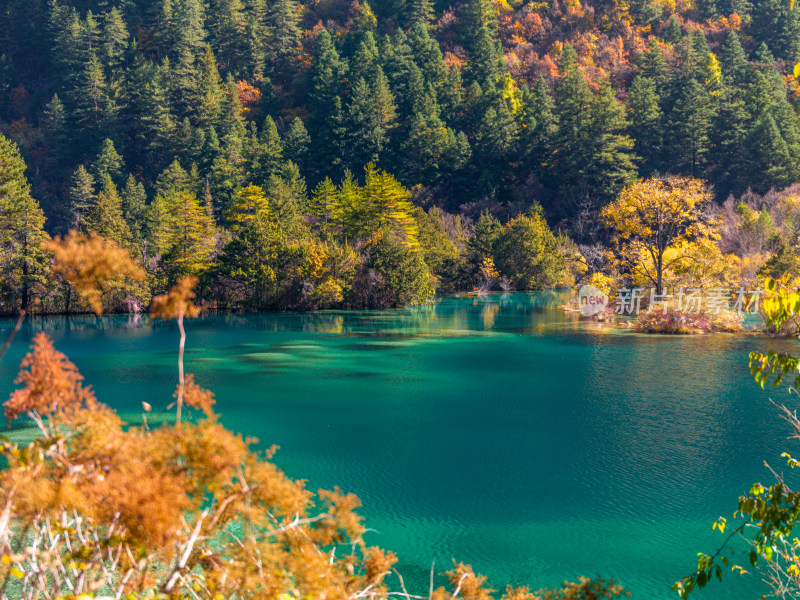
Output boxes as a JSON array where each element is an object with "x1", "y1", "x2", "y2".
[{"x1": 1, "y1": 292, "x2": 798, "y2": 599}]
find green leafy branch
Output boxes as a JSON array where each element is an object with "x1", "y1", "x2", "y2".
[
  {"x1": 675, "y1": 278, "x2": 800, "y2": 598},
  {"x1": 673, "y1": 481, "x2": 800, "y2": 598}
]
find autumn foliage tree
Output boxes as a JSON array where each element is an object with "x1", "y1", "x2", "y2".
[
  {"x1": 45, "y1": 230, "x2": 146, "y2": 314},
  {"x1": 601, "y1": 177, "x2": 719, "y2": 295},
  {"x1": 150, "y1": 275, "x2": 201, "y2": 424}
]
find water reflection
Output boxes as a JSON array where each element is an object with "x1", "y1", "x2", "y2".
[{"x1": 1, "y1": 293, "x2": 798, "y2": 600}]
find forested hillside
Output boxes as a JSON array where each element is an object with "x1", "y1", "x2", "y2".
[{"x1": 1, "y1": 0, "x2": 800, "y2": 312}]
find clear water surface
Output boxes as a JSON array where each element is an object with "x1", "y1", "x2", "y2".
[{"x1": 1, "y1": 292, "x2": 797, "y2": 599}]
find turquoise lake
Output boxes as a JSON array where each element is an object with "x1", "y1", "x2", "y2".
[{"x1": 1, "y1": 292, "x2": 798, "y2": 599}]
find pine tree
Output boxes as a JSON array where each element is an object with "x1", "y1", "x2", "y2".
[
  {"x1": 73, "y1": 52, "x2": 115, "y2": 151},
  {"x1": 200, "y1": 127, "x2": 221, "y2": 172},
  {"x1": 309, "y1": 177, "x2": 339, "y2": 235},
  {"x1": 258, "y1": 77, "x2": 279, "y2": 116},
  {"x1": 549, "y1": 48, "x2": 635, "y2": 204},
  {"x1": 81, "y1": 178, "x2": 132, "y2": 247},
  {"x1": 630, "y1": 0, "x2": 661, "y2": 25},
  {"x1": 663, "y1": 15, "x2": 682, "y2": 44},
  {"x1": 197, "y1": 44, "x2": 224, "y2": 128},
  {"x1": 156, "y1": 159, "x2": 193, "y2": 197},
  {"x1": 245, "y1": 0, "x2": 267, "y2": 79},
  {"x1": 628, "y1": 74, "x2": 663, "y2": 175},
  {"x1": 255, "y1": 116, "x2": 284, "y2": 182},
  {"x1": 123, "y1": 55, "x2": 176, "y2": 170},
  {"x1": 475, "y1": 97, "x2": 517, "y2": 166},
  {"x1": 154, "y1": 189, "x2": 216, "y2": 277},
  {"x1": 309, "y1": 29, "x2": 346, "y2": 115},
  {"x1": 746, "y1": 112, "x2": 796, "y2": 191},
  {"x1": 666, "y1": 77, "x2": 715, "y2": 177},
  {"x1": 150, "y1": 0, "x2": 177, "y2": 50},
  {"x1": 720, "y1": 31, "x2": 750, "y2": 89},
  {"x1": 465, "y1": 25, "x2": 502, "y2": 85},
  {"x1": 345, "y1": 68, "x2": 397, "y2": 171},
  {"x1": 745, "y1": 70, "x2": 779, "y2": 122},
  {"x1": 209, "y1": 131, "x2": 247, "y2": 213},
  {"x1": 92, "y1": 138, "x2": 124, "y2": 184},
  {"x1": 41, "y1": 94, "x2": 69, "y2": 168},
  {"x1": 225, "y1": 183, "x2": 270, "y2": 230},
  {"x1": 695, "y1": 0, "x2": 719, "y2": 22},
  {"x1": 637, "y1": 38, "x2": 668, "y2": 86},
  {"x1": 50, "y1": 4, "x2": 88, "y2": 97},
  {"x1": 520, "y1": 77, "x2": 557, "y2": 168},
  {"x1": 752, "y1": 43, "x2": 786, "y2": 99},
  {"x1": 586, "y1": 80, "x2": 636, "y2": 201},
  {"x1": 709, "y1": 86, "x2": 750, "y2": 198},
  {"x1": 0, "y1": 134, "x2": 49, "y2": 310},
  {"x1": 717, "y1": 0, "x2": 752, "y2": 16},
  {"x1": 405, "y1": 0, "x2": 434, "y2": 27},
  {"x1": 466, "y1": 211, "x2": 502, "y2": 268},
  {"x1": 673, "y1": 32, "x2": 703, "y2": 80},
  {"x1": 309, "y1": 30, "x2": 348, "y2": 177},
  {"x1": 121, "y1": 174, "x2": 148, "y2": 243},
  {"x1": 280, "y1": 161, "x2": 307, "y2": 206},
  {"x1": 265, "y1": 0, "x2": 301, "y2": 81},
  {"x1": 264, "y1": 164, "x2": 308, "y2": 238},
  {"x1": 771, "y1": 99, "x2": 800, "y2": 164},
  {"x1": 100, "y1": 7, "x2": 129, "y2": 75},
  {"x1": 0, "y1": 54, "x2": 11, "y2": 113},
  {"x1": 462, "y1": 0, "x2": 498, "y2": 46},
  {"x1": 171, "y1": 50, "x2": 199, "y2": 121},
  {"x1": 169, "y1": 0, "x2": 207, "y2": 117},
  {"x1": 751, "y1": 0, "x2": 800, "y2": 62},
  {"x1": 345, "y1": 1, "x2": 378, "y2": 55},
  {"x1": 146, "y1": 192, "x2": 169, "y2": 256},
  {"x1": 219, "y1": 74, "x2": 244, "y2": 137},
  {"x1": 407, "y1": 24, "x2": 450, "y2": 92},
  {"x1": 174, "y1": 0, "x2": 207, "y2": 57},
  {"x1": 399, "y1": 89, "x2": 454, "y2": 184},
  {"x1": 549, "y1": 45, "x2": 593, "y2": 199},
  {"x1": 283, "y1": 117, "x2": 310, "y2": 171},
  {"x1": 206, "y1": 0, "x2": 248, "y2": 74},
  {"x1": 68, "y1": 166, "x2": 96, "y2": 228},
  {"x1": 383, "y1": 32, "x2": 426, "y2": 119}
]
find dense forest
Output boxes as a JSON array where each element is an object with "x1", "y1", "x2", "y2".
[{"x1": 2, "y1": 0, "x2": 800, "y2": 313}]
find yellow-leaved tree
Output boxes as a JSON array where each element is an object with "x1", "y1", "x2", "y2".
[
  {"x1": 149, "y1": 190, "x2": 217, "y2": 277},
  {"x1": 312, "y1": 165, "x2": 419, "y2": 249},
  {"x1": 601, "y1": 176, "x2": 722, "y2": 295},
  {"x1": 224, "y1": 183, "x2": 270, "y2": 231}
]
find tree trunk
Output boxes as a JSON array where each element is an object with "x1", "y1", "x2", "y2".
[
  {"x1": 656, "y1": 251, "x2": 663, "y2": 296},
  {"x1": 176, "y1": 310, "x2": 185, "y2": 425}
]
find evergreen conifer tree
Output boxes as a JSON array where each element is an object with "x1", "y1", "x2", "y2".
[{"x1": 0, "y1": 134, "x2": 49, "y2": 310}]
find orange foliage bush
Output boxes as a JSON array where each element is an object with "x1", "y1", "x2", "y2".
[
  {"x1": 236, "y1": 79, "x2": 263, "y2": 120},
  {"x1": 179, "y1": 373, "x2": 216, "y2": 415},
  {"x1": 3, "y1": 332, "x2": 96, "y2": 428},
  {"x1": 150, "y1": 275, "x2": 201, "y2": 320},
  {"x1": 46, "y1": 230, "x2": 146, "y2": 315}
]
